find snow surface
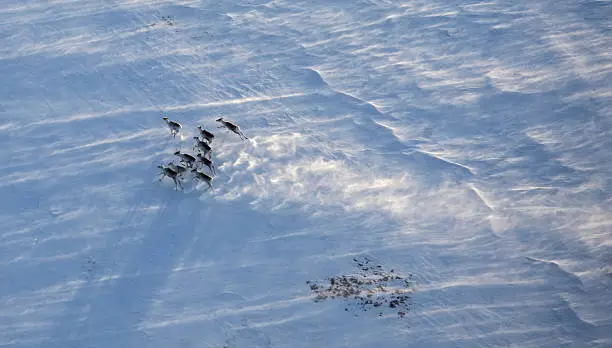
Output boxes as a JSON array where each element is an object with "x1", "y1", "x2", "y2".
[{"x1": 1, "y1": 0, "x2": 611, "y2": 347}]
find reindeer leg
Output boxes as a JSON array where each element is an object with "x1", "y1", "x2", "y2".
[
  {"x1": 174, "y1": 177, "x2": 183, "y2": 190},
  {"x1": 234, "y1": 127, "x2": 247, "y2": 140},
  {"x1": 234, "y1": 128, "x2": 244, "y2": 139}
]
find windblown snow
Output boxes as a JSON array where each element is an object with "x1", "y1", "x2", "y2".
[{"x1": 1, "y1": 0, "x2": 611, "y2": 347}]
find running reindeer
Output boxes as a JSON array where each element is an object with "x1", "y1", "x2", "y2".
[
  {"x1": 157, "y1": 164, "x2": 183, "y2": 190},
  {"x1": 216, "y1": 117, "x2": 248, "y2": 140},
  {"x1": 197, "y1": 126, "x2": 215, "y2": 143},
  {"x1": 192, "y1": 169, "x2": 214, "y2": 191},
  {"x1": 174, "y1": 151, "x2": 197, "y2": 168},
  {"x1": 162, "y1": 116, "x2": 182, "y2": 138},
  {"x1": 196, "y1": 153, "x2": 215, "y2": 175},
  {"x1": 193, "y1": 137, "x2": 212, "y2": 159},
  {"x1": 167, "y1": 161, "x2": 187, "y2": 178}
]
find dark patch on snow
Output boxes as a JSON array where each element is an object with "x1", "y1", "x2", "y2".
[
  {"x1": 306, "y1": 256, "x2": 413, "y2": 318},
  {"x1": 81, "y1": 256, "x2": 98, "y2": 281},
  {"x1": 161, "y1": 15, "x2": 175, "y2": 26},
  {"x1": 148, "y1": 15, "x2": 177, "y2": 29}
]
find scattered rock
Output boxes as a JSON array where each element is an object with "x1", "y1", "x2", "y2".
[
  {"x1": 149, "y1": 15, "x2": 176, "y2": 28},
  {"x1": 161, "y1": 15, "x2": 175, "y2": 26},
  {"x1": 81, "y1": 256, "x2": 98, "y2": 280},
  {"x1": 306, "y1": 256, "x2": 413, "y2": 318}
]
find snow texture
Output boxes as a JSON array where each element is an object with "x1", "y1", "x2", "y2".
[{"x1": 1, "y1": 0, "x2": 611, "y2": 347}]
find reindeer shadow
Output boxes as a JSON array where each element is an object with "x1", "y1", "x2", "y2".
[{"x1": 46, "y1": 182, "x2": 204, "y2": 347}]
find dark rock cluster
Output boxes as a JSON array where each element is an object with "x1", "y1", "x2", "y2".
[{"x1": 306, "y1": 256, "x2": 413, "y2": 318}]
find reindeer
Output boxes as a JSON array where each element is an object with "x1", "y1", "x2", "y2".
[
  {"x1": 191, "y1": 169, "x2": 214, "y2": 190},
  {"x1": 162, "y1": 116, "x2": 182, "y2": 138},
  {"x1": 157, "y1": 164, "x2": 183, "y2": 190},
  {"x1": 196, "y1": 153, "x2": 215, "y2": 175},
  {"x1": 174, "y1": 151, "x2": 196, "y2": 168},
  {"x1": 193, "y1": 137, "x2": 212, "y2": 158},
  {"x1": 216, "y1": 117, "x2": 248, "y2": 140},
  {"x1": 197, "y1": 126, "x2": 215, "y2": 143},
  {"x1": 167, "y1": 161, "x2": 187, "y2": 178}
]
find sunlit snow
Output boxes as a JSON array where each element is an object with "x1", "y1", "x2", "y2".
[{"x1": 1, "y1": 0, "x2": 611, "y2": 347}]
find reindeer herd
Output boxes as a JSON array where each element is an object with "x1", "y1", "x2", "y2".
[{"x1": 158, "y1": 116, "x2": 248, "y2": 191}]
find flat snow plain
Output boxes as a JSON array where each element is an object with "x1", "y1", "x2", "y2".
[{"x1": 1, "y1": 0, "x2": 611, "y2": 347}]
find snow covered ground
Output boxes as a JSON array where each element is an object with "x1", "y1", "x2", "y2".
[{"x1": 1, "y1": 0, "x2": 611, "y2": 347}]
